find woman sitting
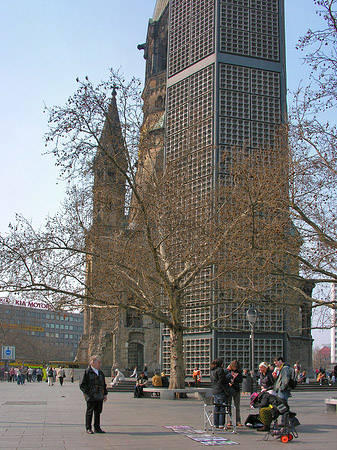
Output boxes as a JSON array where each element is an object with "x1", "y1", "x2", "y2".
[{"x1": 298, "y1": 371, "x2": 307, "y2": 383}]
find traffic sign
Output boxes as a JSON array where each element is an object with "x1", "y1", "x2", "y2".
[{"x1": 1, "y1": 346, "x2": 15, "y2": 360}]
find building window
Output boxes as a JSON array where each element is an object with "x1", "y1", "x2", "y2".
[{"x1": 126, "y1": 310, "x2": 143, "y2": 328}]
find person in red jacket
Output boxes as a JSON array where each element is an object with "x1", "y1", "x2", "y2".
[{"x1": 193, "y1": 366, "x2": 201, "y2": 387}]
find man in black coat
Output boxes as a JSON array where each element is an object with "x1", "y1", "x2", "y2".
[{"x1": 79, "y1": 355, "x2": 108, "y2": 434}]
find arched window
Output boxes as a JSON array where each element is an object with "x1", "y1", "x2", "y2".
[{"x1": 128, "y1": 342, "x2": 144, "y2": 371}]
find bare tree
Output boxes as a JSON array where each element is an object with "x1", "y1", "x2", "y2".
[
  {"x1": 288, "y1": 0, "x2": 337, "y2": 318},
  {"x1": 0, "y1": 69, "x2": 303, "y2": 387}
]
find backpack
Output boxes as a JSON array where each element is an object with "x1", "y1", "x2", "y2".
[{"x1": 288, "y1": 368, "x2": 297, "y2": 390}]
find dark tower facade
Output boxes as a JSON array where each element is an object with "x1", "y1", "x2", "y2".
[
  {"x1": 142, "y1": 0, "x2": 312, "y2": 375},
  {"x1": 79, "y1": 0, "x2": 313, "y2": 374}
]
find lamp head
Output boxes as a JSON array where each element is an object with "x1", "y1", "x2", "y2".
[{"x1": 246, "y1": 308, "x2": 258, "y2": 325}]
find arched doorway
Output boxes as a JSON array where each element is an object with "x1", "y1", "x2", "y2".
[{"x1": 128, "y1": 342, "x2": 144, "y2": 371}]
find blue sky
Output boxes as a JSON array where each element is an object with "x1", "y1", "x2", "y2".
[{"x1": 0, "y1": 0, "x2": 330, "y2": 347}]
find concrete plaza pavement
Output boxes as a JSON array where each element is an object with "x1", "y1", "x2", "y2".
[{"x1": 0, "y1": 380, "x2": 336, "y2": 450}]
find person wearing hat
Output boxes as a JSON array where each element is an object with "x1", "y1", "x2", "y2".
[
  {"x1": 161, "y1": 372, "x2": 169, "y2": 387},
  {"x1": 259, "y1": 362, "x2": 275, "y2": 394},
  {"x1": 250, "y1": 391, "x2": 289, "y2": 432}
]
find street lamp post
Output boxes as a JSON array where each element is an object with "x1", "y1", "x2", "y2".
[{"x1": 246, "y1": 308, "x2": 259, "y2": 391}]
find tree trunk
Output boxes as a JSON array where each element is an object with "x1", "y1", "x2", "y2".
[{"x1": 169, "y1": 326, "x2": 185, "y2": 388}]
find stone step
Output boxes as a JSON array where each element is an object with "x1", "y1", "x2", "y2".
[{"x1": 106, "y1": 378, "x2": 337, "y2": 393}]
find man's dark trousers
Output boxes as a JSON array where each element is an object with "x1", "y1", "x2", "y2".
[{"x1": 86, "y1": 400, "x2": 103, "y2": 430}]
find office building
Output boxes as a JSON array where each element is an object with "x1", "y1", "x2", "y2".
[{"x1": 0, "y1": 297, "x2": 84, "y2": 362}]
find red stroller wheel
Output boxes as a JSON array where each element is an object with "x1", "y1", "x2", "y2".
[{"x1": 281, "y1": 435, "x2": 289, "y2": 443}]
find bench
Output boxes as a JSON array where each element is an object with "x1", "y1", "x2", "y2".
[
  {"x1": 142, "y1": 387, "x2": 212, "y2": 400},
  {"x1": 325, "y1": 397, "x2": 337, "y2": 413}
]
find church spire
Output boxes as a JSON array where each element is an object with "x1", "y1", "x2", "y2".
[
  {"x1": 92, "y1": 89, "x2": 127, "y2": 232},
  {"x1": 99, "y1": 87, "x2": 126, "y2": 164}
]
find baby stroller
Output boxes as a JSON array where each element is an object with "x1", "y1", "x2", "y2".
[
  {"x1": 264, "y1": 409, "x2": 300, "y2": 443},
  {"x1": 250, "y1": 392, "x2": 300, "y2": 443}
]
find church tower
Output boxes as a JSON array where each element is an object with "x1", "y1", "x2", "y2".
[
  {"x1": 76, "y1": 89, "x2": 127, "y2": 365},
  {"x1": 77, "y1": 89, "x2": 161, "y2": 372},
  {"x1": 92, "y1": 88, "x2": 127, "y2": 234}
]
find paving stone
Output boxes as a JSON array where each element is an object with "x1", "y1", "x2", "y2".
[{"x1": 0, "y1": 381, "x2": 336, "y2": 449}]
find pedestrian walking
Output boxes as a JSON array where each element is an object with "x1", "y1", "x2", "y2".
[
  {"x1": 57, "y1": 366, "x2": 66, "y2": 386},
  {"x1": 47, "y1": 367, "x2": 54, "y2": 386}
]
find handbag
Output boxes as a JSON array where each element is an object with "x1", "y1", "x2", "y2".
[
  {"x1": 245, "y1": 414, "x2": 263, "y2": 428},
  {"x1": 276, "y1": 403, "x2": 288, "y2": 414},
  {"x1": 215, "y1": 375, "x2": 235, "y2": 398}
]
